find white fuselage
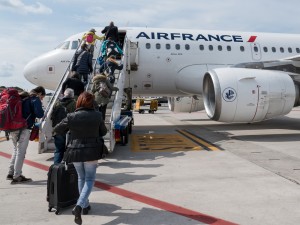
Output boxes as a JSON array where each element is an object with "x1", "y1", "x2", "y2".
[{"x1": 24, "y1": 27, "x2": 300, "y2": 95}]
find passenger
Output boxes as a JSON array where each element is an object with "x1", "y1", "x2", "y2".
[
  {"x1": 99, "y1": 55, "x2": 124, "y2": 84},
  {"x1": 91, "y1": 74, "x2": 119, "y2": 120},
  {"x1": 53, "y1": 91, "x2": 107, "y2": 225},
  {"x1": 62, "y1": 72, "x2": 84, "y2": 100},
  {"x1": 51, "y1": 88, "x2": 76, "y2": 164},
  {"x1": 81, "y1": 28, "x2": 104, "y2": 55},
  {"x1": 7, "y1": 86, "x2": 45, "y2": 184},
  {"x1": 100, "y1": 37, "x2": 123, "y2": 60},
  {"x1": 101, "y1": 21, "x2": 119, "y2": 43},
  {"x1": 71, "y1": 43, "x2": 93, "y2": 85}
]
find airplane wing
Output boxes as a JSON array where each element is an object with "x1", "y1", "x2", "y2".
[
  {"x1": 284, "y1": 54, "x2": 300, "y2": 61},
  {"x1": 231, "y1": 55, "x2": 300, "y2": 83}
]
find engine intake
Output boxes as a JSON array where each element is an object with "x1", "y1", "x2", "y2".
[{"x1": 203, "y1": 68, "x2": 296, "y2": 122}]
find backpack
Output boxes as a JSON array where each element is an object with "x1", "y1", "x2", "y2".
[
  {"x1": 106, "y1": 41, "x2": 118, "y2": 57},
  {"x1": 0, "y1": 88, "x2": 27, "y2": 131},
  {"x1": 86, "y1": 33, "x2": 94, "y2": 43},
  {"x1": 51, "y1": 101, "x2": 68, "y2": 127},
  {"x1": 98, "y1": 81, "x2": 111, "y2": 98}
]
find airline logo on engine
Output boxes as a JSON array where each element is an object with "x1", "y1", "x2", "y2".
[
  {"x1": 222, "y1": 88, "x2": 237, "y2": 102},
  {"x1": 136, "y1": 32, "x2": 257, "y2": 43}
]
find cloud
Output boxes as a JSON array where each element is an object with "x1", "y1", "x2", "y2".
[
  {"x1": 0, "y1": 62, "x2": 15, "y2": 77},
  {"x1": 0, "y1": 0, "x2": 52, "y2": 15}
]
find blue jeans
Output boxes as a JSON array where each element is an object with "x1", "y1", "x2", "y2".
[
  {"x1": 53, "y1": 134, "x2": 66, "y2": 164},
  {"x1": 73, "y1": 161, "x2": 98, "y2": 208}
]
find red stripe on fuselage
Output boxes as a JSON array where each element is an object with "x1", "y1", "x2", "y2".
[{"x1": 248, "y1": 36, "x2": 257, "y2": 42}]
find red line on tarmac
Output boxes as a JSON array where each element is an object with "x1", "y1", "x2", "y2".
[{"x1": 0, "y1": 151, "x2": 237, "y2": 225}]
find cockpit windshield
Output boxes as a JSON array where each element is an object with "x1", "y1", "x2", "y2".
[{"x1": 55, "y1": 41, "x2": 70, "y2": 50}]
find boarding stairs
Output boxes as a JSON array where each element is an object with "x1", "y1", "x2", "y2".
[{"x1": 38, "y1": 38, "x2": 128, "y2": 154}]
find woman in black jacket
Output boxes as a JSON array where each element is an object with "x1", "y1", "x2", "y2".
[{"x1": 53, "y1": 92, "x2": 107, "y2": 225}]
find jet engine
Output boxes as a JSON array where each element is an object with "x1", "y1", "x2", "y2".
[{"x1": 203, "y1": 68, "x2": 299, "y2": 122}]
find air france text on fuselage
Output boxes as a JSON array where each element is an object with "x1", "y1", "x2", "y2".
[{"x1": 136, "y1": 32, "x2": 257, "y2": 43}]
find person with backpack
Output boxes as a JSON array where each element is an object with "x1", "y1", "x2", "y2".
[
  {"x1": 99, "y1": 55, "x2": 124, "y2": 84},
  {"x1": 101, "y1": 21, "x2": 119, "y2": 43},
  {"x1": 81, "y1": 28, "x2": 104, "y2": 56},
  {"x1": 6, "y1": 86, "x2": 45, "y2": 184},
  {"x1": 53, "y1": 92, "x2": 107, "y2": 224},
  {"x1": 62, "y1": 73, "x2": 85, "y2": 100},
  {"x1": 51, "y1": 88, "x2": 76, "y2": 164},
  {"x1": 71, "y1": 44, "x2": 93, "y2": 85},
  {"x1": 100, "y1": 37, "x2": 123, "y2": 60},
  {"x1": 91, "y1": 74, "x2": 118, "y2": 120}
]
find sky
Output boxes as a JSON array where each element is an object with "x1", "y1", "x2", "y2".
[{"x1": 1, "y1": 0, "x2": 300, "y2": 92}]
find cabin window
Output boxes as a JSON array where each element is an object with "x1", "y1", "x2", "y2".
[
  {"x1": 218, "y1": 45, "x2": 222, "y2": 51},
  {"x1": 240, "y1": 46, "x2": 245, "y2": 52},
  {"x1": 146, "y1": 43, "x2": 151, "y2": 49},
  {"x1": 71, "y1": 41, "x2": 79, "y2": 50},
  {"x1": 296, "y1": 48, "x2": 300, "y2": 53},
  {"x1": 175, "y1": 44, "x2": 180, "y2": 50},
  {"x1": 280, "y1": 47, "x2": 284, "y2": 53},
  {"x1": 272, "y1": 47, "x2": 276, "y2": 52},
  {"x1": 288, "y1": 47, "x2": 292, "y2": 53},
  {"x1": 199, "y1": 45, "x2": 204, "y2": 50},
  {"x1": 166, "y1": 44, "x2": 171, "y2": 50},
  {"x1": 227, "y1": 46, "x2": 231, "y2": 51},
  {"x1": 156, "y1": 43, "x2": 161, "y2": 49},
  {"x1": 253, "y1": 46, "x2": 258, "y2": 52},
  {"x1": 263, "y1": 47, "x2": 268, "y2": 52},
  {"x1": 185, "y1": 44, "x2": 190, "y2": 50},
  {"x1": 208, "y1": 45, "x2": 213, "y2": 51}
]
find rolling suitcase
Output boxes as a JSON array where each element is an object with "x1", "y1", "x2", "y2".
[{"x1": 47, "y1": 163, "x2": 79, "y2": 215}]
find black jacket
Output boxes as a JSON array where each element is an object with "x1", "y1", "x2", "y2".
[
  {"x1": 101, "y1": 25, "x2": 119, "y2": 42},
  {"x1": 53, "y1": 108, "x2": 107, "y2": 162},
  {"x1": 72, "y1": 49, "x2": 93, "y2": 74},
  {"x1": 62, "y1": 78, "x2": 84, "y2": 97}
]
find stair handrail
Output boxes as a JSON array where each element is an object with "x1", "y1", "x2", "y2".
[{"x1": 41, "y1": 40, "x2": 83, "y2": 124}]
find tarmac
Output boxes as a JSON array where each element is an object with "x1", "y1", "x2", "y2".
[{"x1": 1, "y1": 106, "x2": 300, "y2": 225}]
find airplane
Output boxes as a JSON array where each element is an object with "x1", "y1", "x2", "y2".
[{"x1": 23, "y1": 27, "x2": 300, "y2": 123}]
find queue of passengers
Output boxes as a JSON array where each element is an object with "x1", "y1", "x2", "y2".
[{"x1": 51, "y1": 21, "x2": 123, "y2": 225}]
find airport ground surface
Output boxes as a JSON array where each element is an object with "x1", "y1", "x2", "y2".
[{"x1": 1, "y1": 106, "x2": 300, "y2": 225}]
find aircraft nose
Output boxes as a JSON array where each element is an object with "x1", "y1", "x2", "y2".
[{"x1": 23, "y1": 58, "x2": 38, "y2": 85}]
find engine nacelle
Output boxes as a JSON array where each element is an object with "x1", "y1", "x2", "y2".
[
  {"x1": 203, "y1": 68, "x2": 296, "y2": 122},
  {"x1": 168, "y1": 96, "x2": 204, "y2": 113}
]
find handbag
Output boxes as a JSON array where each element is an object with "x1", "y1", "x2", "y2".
[{"x1": 29, "y1": 125, "x2": 39, "y2": 141}]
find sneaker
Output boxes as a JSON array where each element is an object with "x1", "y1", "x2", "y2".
[
  {"x1": 82, "y1": 205, "x2": 91, "y2": 215},
  {"x1": 6, "y1": 174, "x2": 13, "y2": 180},
  {"x1": 11, "y1": 175, "x2": 32, "y2": 184}
]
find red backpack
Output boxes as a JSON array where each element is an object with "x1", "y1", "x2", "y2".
[
  {"x1": 0, "y1": 88, "x2": 27, "y2": 131},
  {"x1": 86, "y1": 33, "x2": 94, "y2": 43}
]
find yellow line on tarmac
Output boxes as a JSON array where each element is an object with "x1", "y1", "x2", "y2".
[
  {"x1": 131, "y1": 133, "x2": 203, "y2": 152},
  {"x1": 0, "y1": 137, "x2": 7, "y2": 142},
  {"x1": 176, "y1": 129, "x2": 221, "y2": 151}
]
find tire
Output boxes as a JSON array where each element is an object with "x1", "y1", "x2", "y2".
[
  {"x1": 120, "y1": 127, "x2": 129, "y2": 145},
  {"x1": 128, "y1": 121, "x2": 132, "y2": 134}
]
